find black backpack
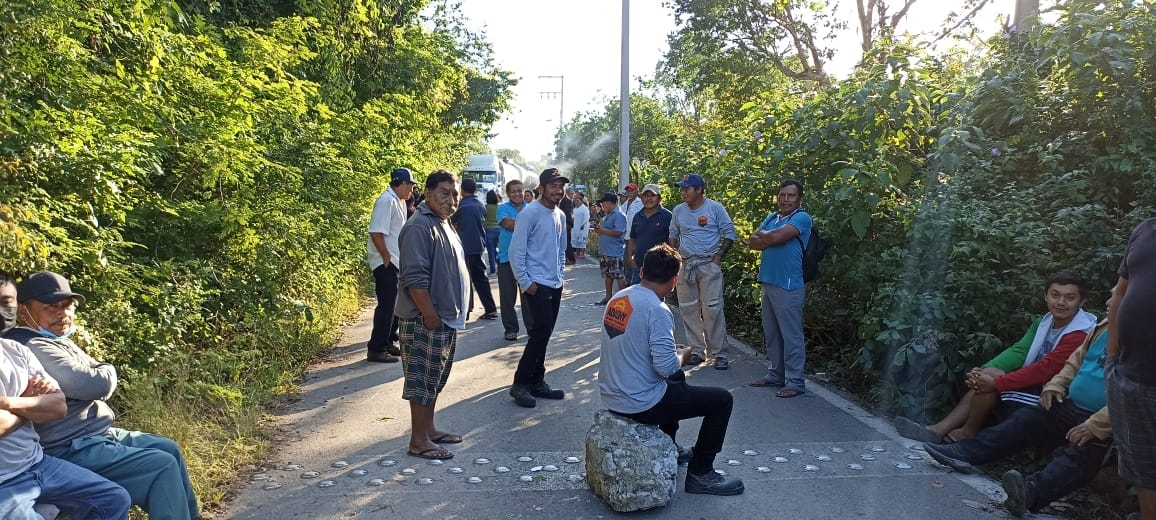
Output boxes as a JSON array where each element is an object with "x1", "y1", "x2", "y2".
[{"x1": 792, "y1": 215, "x2": 829, "y2": 283}]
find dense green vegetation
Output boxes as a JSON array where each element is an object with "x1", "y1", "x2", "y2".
[
  {"x1": 558, "y1": 0, "x2": 1154, "y2": 425},
  {"x1": 0, "y1": 0, "x2": 513, "y2": 509}
]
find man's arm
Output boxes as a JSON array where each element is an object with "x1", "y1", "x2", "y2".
[
  {"x1": 1107, "y1": 276, "x2": 1127, "y2": 358},
  {"x1": 626, "y1": 240, "x2": 636, "y2": 268},
  {"x1": 406, "y1": 288, "x2": 442, "y2": 331},
  {"x1": 1041, "y1": 322, "x2": 1103, "y2": 409},
  {"x1": 370, "y1": 232, "x2": 390, "y2": 266},
  {"x1": 28, "y1": 338, "x2": 117, "y2": 401},
  {"x1": 0, "y1": 388, "x2": 66, "y2": 424},
  {"x1": 713, "y1": 238, "x2": 734, "y2": 265},
  {"x1": 509, "y1": 211, "x2": 536, "y2": 294},
  {"x1": 750, "y1": 224, "x2": 801, "y2": 251}
]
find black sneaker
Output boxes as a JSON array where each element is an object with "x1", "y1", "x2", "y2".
[
  {"x1": 530, "y1": 382, "x2": 565, "y2": 399},
  {"x1": 923, "y1": 443, "x2": 974, "y2": 474},
  {"x1": 1001, "y1": 470, "x2": 1029, "y2": 517},
  {"x1": 386, "y1": 343, "x2": 402, "y2": 356},
  {"x1": 685, "y1": 470, "x2": 744, "y2": 496},
  {"x1": 676, "y1": 445, "x2": 694, "y2": 466},
  {"x1": 509, "y1": 384, "x2": 536, "y2": 408},
  {"x1": 683, "y1": 354, "x2": 705, "y2": 366},
  {"x1": 367, "y1": 351, "x2": 399, "y2": 363}
]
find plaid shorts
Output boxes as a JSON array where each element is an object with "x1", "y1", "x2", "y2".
[
  {"x1": 599, "y1": 255, "x2": 625, "y2": 279},
  {"x1": 399, "y1": 318, "x2": 457, "y2": 406},
  {"x1": 1106, "y1": 360, "x2": 1156, "y2": 487}
]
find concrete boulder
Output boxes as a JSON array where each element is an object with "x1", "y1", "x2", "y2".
[{"x1": 585, "y1": 410, "x2": 677, "y2": 512}]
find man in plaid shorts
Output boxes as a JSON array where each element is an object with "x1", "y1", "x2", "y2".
[
  {"x1": 593, "y1": 192, "x2": 627, "y2": 305},
  {"x1": 395, "y1": 170, "x2": 470, "y2": 460}
]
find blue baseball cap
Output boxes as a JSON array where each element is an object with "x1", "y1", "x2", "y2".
[
  {"x1": 391, "y1": 168, "x2": 416, "y2": 184},
  {"x1": 675, "y1": 174, "x2": 705, "y2": 188}
]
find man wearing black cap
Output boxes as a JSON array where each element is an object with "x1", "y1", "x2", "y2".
[
  {"x1": 451, "y1": 178, "x2": 498, "y2": 320},
  {"x1": 507, "y1": 168, "x2": 570, "y2": 408},
  {"x1": 5, "y1": 271, "x2": 199, "y2": 520},
  {"x1": 365, "y1": 167, "x2": 418, "y2": 363}
]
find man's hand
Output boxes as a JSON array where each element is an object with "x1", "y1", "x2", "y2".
[
  {"x1": 525, "y1": 283, "x2": 539, "y2": 296},
  {"x1": 422, "y1": 314, "x2": 443, "y2": 332},
  {"x1": 966, "y1": 370, "x2": 997, "y2": 393},
  {"x1": 675, "y1": 344, "x2": 692, "y2": 366},
  {"x1": 1066, "y1": 423, "x2": 1095, "y2": 446},
  {"x1": 1039, "y1": 389, "x2": 1064, "y2": 411},
  {"x1": 21, "y1": 375, "x2": 56, "y2": 398}
]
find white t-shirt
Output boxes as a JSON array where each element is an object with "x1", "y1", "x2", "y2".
[
  {"x1": 366, "y1": 187, "x2": 407, "y2": 270},
  {"x1": 0, "y1": 338, "x2": 58, "y2": 482}
]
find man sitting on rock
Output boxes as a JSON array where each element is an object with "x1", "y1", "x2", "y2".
[
  {"x1": 597, "y1": 244, "x2": 743, "y2": 496},
  {"x1": 923, "y1": 313, "x2": 1113, "y2": 517},
  {"x1": 895, "y1": 270, "x2": 1097, "y2": 443}
]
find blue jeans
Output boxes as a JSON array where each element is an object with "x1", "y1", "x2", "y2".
[
  {"x1": 0, "y1": 455, "x2": 130, "y2": 520},
  {"x1": 936, "y1": 400, "x2": 1110, "y2": 511},
  {"x1": 48, "y1": 428, "x2": 199, "y2": 520},
  {"x1": 485, "y1": 228, "x2": 500, "y2": 274},
  {"x1": 761, "y1": 283, "x2": 806, "y2": 391},
  {"x1": 628, "y1": 266, "x2": 641, "y2": 286}
]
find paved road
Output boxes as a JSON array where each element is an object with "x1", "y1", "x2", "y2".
[{"x1": 224, "y1": 259, "x2": 1012, "y2": 519}]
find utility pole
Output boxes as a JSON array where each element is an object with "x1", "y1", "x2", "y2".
[
  {"x1": 619, "y1": 0, "x2": 630, "y2": 193},
  {"x1": 538, "y1": 75, "x2": 564, "y2": 156}
]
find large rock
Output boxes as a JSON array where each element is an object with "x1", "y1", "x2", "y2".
[{"x1": 585, "y1": 410, "x2": 678, "y2": 512}]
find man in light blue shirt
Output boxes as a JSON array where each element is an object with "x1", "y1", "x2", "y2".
[
  {"x1": 669, "y1": 174, "x2": 737, "y2": 370},
  {"x1": 748, "y1": 179, "x2": 811, "y2": 397},
  {"x1": 598, "y1": 244, "x2": 743, "y2": 496},
  {"x1": 508, "y1": 168, "x2": 569, "y2": 408}
]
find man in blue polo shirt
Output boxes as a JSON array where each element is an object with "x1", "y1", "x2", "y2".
[
  {"x1": 496, "y1": 179, "x2": 532, "y2": 341},
  {"x1": 626, "y1": 184, "x2": 673, "y2": 286},
  {"x1": 748, "y1": 179, "x2": 811, "y2": 397}
]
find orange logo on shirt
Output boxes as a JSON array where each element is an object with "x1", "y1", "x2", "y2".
[
  {"x1": 697, "y1": 215, "x2": 708, "y2": 226},
  {"x1": 603, "y1": 296, "x2": 633, "y2": 338}
]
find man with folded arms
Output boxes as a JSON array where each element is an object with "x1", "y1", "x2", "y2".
[{"x1": 6, "y1": 271, "x2": 198, "y2": 520}]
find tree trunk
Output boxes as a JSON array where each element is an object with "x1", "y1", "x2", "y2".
[{"x1": 1013, "y1": 0, "x2": 1039, "y2": 32}]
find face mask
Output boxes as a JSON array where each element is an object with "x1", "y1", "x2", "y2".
[
  {"x1": 0, "y1": 306, "x2": 16, "y2": 334},
  {"x1": 21, "y1": 305, "x2": 76, "y2": 340},
  {"x1": 38, "y1": 324, "x2": 76, "y2": 340}
]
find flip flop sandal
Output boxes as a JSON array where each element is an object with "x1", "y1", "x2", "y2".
[
  {"x1": 407, "y1": 448, "x2": 454, "y2": 460},
  {"x1": 775, "y1": 389, "x2": 805, "y2": 398},
  {"x1": 430, "y1": 433, "x2": 463, "y2": 444}
]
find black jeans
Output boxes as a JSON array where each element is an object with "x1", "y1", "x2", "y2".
[
  {"x1": 465, "y1": 254, "x2": 496, "y2": 314},
  {"x1": 497, "y1": 262, "x2": 532, "y2": 335},
  {"x1": 514, "y1": 285, "x2": 562, "y2": 386},
  {"x1": 623, "y1": 378, "x2": 734, "y2": 476},
  {"x1": 947, "y1": 400, "x2": 1110, "y2": 511},
  {"x1": 368, "y1": 263, "x2": 400, "y2": 352}
]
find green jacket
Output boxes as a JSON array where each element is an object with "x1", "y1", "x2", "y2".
[{"x1": 984, "y1": 316, "x2": 1043, "y2": 372}]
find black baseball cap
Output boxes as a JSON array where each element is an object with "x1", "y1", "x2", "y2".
[
  {"x1": 539, "y1": 168, "x2": 570, "y2": 186},
  {"x1": 16, "y1": 271, "x2": 85, "y2": 305}
]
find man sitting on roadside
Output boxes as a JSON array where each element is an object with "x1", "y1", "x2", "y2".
[
  {"x1": 4, "y1": 271, "x2": 199, "y2": 520},
  {"x1": 923, "y1": 313, "x2": 1113, "y2": 517},
  {"x1": 894, "y1": 271, "x2": 1097, "y2": 443},
  {"x1": 1, "y1": 335, "x2": 131, "y2": 520},
  {"x1": 597, "y1": 244, "x2": 743, "y2": 496}
]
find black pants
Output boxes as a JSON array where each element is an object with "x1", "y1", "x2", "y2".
[
  {"x1": 465, "y1": 254, "x2": 496, "y2": 314},
  {"x1": 623, "y1": 379, "x2": 734, "y2": 476},
  {"x1": 497, "y1": 262, "x2": 532, "y2": 335},
  {"x1": 368, "y1": 263, "x2": 400, "y2": 352},
  {"x1": 948, "y1": 399, "x2": 1110, "y2": 511},
  {"x1": 514, "y1": 285, "x2": 562, "y2": 386}
]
